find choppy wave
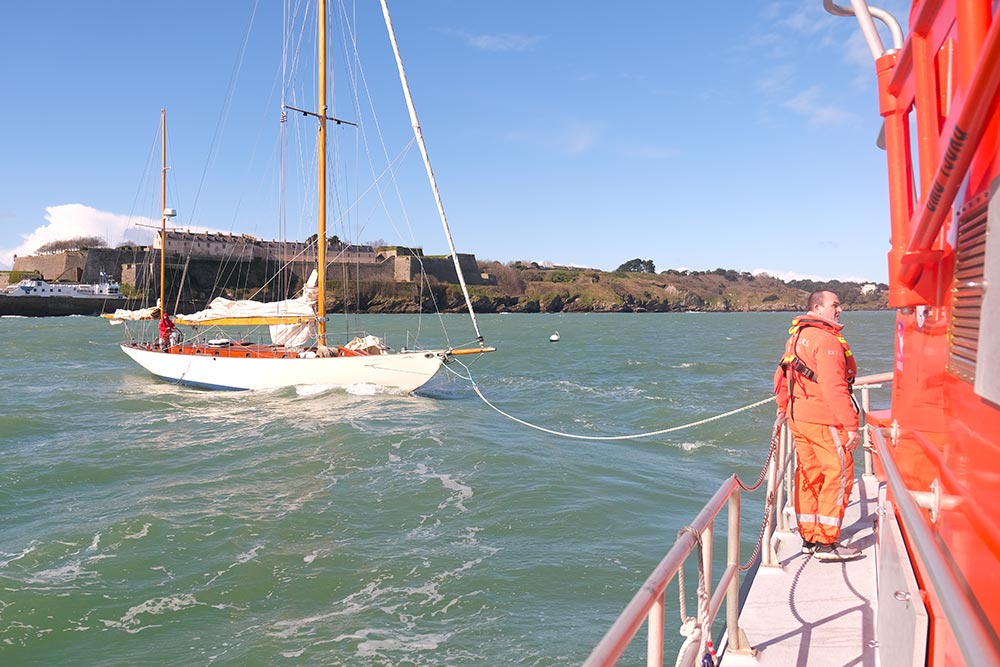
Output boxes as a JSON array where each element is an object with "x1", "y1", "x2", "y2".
[{"x1": 0, "y1": 312, "x2": 895, "y2": 664}]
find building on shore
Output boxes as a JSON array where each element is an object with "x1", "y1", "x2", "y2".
[
  {"x1": 154, "y1": 230, "x2": 378, "y2": 265},
  {"x1": 6, "y1": 231, "x2": 488, "y2": 296},
  {"x1": 378, "y1": 246, "x2": 485, "y2": 285}
]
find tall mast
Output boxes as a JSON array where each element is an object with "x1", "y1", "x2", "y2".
[
  {"x1": 316, "y1": 0, "x2": 328, "y2": 346},
  {"x1": 160, "y1": 108, "x2": 167, "y2": 316},
  {"x1": 380, "y1": 0, "x2": 486, "y2": 345}
]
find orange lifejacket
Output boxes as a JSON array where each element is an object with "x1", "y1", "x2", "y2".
[
  {"x1": 780, "y1": 316, "x2": 856, "y2": 383},
  {"x1": 775, "y1": 315, "x2": 858, "y2": 426}
]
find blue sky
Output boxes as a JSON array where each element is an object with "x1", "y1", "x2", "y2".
[{"x1": 0, "y1": 1, "x2": 910, "y2": 282}]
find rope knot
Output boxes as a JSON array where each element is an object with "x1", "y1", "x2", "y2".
[{"x1": 679, "y1": 616, "x2": 700, "y2": 638}]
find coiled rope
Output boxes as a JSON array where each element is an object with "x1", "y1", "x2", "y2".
[{"x1": 445, "y1": 356, "x2": 775, "y2": 441}]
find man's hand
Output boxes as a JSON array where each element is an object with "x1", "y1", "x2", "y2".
[
  {"x1": 773, "y1": 411, "x2": 786, "y2": 434},
  {"x1": 845, "y1": 429, "x2": 861, "y2": 452}
]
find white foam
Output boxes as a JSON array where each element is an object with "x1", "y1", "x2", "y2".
[
  {"x1": 124, "y1": 523, "x2": 152, "y2": 540},
  {"x1": 356, "y1": 632, "x2": 450, "y2": 657},
  {"x1": 27, "y1": 562, "x2": 85, "y2": 584},
  {"x1": 435, "y1": 474, "x2": 473, "y2": 512},
  {"x1": 235, "y1": 545, "x2": 262, "y2": 564},
  {"x1": 678, "y1": 440, "x2": 712, "y2": 452},
  {"x1": 0, "y1": 543, "x2": 37, "y2": 568},
  {"x1": 294, "y1": 384, "x2": 335, "y2": 397},
  {"x1": 345, "y1": 383, "x2": 379, "y2": 396},
  {"x1": 408, "y1": 464, "x2": 474, "y2": 512},
  {"x1": 101, "y1": 594, "x2": 200, "y2": 633},
  {"x1": 303, "y1": 549, "x2": 329, "y2": 564}
]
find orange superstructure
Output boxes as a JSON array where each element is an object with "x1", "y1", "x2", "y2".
[{"x1": 856, "y1": 0, "x2": 1000, "y2": 663}]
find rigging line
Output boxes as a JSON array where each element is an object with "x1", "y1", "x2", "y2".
[
  {"x1": 204, "y1": 10, "x2": 291, "y2": 303},
  {"x1": 380, "y1": 0, "x2": 485, "y2": 345},
  {"x1": 328, "y1": 139, "x2": 417, "y2": 232},
  {"x1": 336, "y1": 1, "x2": 417, "y2": 249},
  {"x1": 446, "y1": 359, "x2": 776, "y2": 441},
  {"x1": 124, "y1": 117, "x2": 162, "y2": 243},
  {"x1": 189, "y1": 0, "x2": 262, "y2": 228},
  {"x1": 335, "y1": 1, "x2": 456, "y2": 347},
  {"x1": 117, "y1": 118, "x2": 163, "y2": 311}
]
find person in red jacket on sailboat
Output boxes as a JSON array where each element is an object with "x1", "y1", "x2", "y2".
[
  {"x1": 774, "y1": 290, "x2": 862, "y2": 562},
  {"x1": 159, "y1": 314, "x2": 178, "y2": 351}
]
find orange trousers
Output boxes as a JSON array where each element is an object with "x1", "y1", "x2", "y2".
[{"x1": 788, "y1": 419, "x2": 855, "y2": 544}]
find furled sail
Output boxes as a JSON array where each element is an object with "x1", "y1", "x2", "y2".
[
  {"x1": 176, "y1": 271, "x2": 319, "y2": 346},
  {"x1": 104, "y1": 305, "x2": 161, "y2": 325}
]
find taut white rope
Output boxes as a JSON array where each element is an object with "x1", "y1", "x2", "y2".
[{"x1": 444, "y1": 359, "x2": 775, "y2": 441}]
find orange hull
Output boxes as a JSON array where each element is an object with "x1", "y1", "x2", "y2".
[{"x1": 865, "y1": 0, "x2": 1000, "y2": 662}]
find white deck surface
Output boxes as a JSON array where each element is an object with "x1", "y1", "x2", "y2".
[{"x1": 721, "y1": 475, "x2": 880, "y2": 667}]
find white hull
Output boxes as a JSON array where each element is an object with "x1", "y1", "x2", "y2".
[
  {"x1": 5, "y1": 278, "x2": 125, "y2": 299},
  {"x1": 121, "y1": 345, "x2": 445, "y2": 392}
]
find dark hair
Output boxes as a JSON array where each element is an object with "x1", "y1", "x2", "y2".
[{"x1": 808, "y1": 290, "x2": 831, "y2": 310}]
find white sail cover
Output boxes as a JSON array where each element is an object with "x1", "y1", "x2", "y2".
[
  {"x1": 269, "y1": 318, "x2": 315, "y2": 348},
  {"x1": 180, "y1": 271, "x2": 319, "y2": 346},
  {"x1": 344, "y1": 335, "x2": 389, "y2": 355},
  {"x1": 105, "y1": 305, "x2": 160, "y2": 325}
]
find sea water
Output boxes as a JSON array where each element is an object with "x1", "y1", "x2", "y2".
[{"x1": 0, "y1": 311, "x2": 894, "y2": 666}]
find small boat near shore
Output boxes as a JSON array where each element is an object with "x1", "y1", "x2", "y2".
[{"x1": 0, "y1": 275, "x2": 126, "y2": 317}]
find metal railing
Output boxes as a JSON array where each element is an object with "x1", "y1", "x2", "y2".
[
  {"x1": 582, "y1": 476, "x2": 751, "y2": 667},
  {"x1": 869, "y1": 427, "x2": 1000, "y2": 666},
  {"x1": 582, "y1": 372, "x2": 893, "y2": 666},
  {"x1": 759, "y1": 371, "x2": 892, "y2": 566}
]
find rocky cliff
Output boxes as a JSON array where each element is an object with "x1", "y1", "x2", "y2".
[
  {"x1": 6, "y1": 249, "x2": 888, "y2": 314},
  {"x1": 427, "y1": 265, "x2": 888, "y2": 313}
]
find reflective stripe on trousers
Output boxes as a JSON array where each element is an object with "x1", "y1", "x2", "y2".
[{"x1": 789, "y1": 420, "x2": 855, "y2": 544}]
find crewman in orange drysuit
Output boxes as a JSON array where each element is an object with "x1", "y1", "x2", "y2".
[{"x1": 773, "y1": 290, "x2": 862, "y2": 562}]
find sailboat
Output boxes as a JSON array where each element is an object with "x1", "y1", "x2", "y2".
[{"x1": 106, "y1": 2, "x2": 493, "y2": 392}]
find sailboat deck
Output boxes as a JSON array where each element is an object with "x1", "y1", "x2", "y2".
[
  {"x1": 721, "y1": 475, "x2": 879, "y2": 667},
  {"x1": 125, "y1": 341, "x2": 372, "y2": 359}
]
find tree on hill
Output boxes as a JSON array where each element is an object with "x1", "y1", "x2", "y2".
[
  {"x1": 786, "y1": 279, "x2": 886, "y2": 306},
  {"x1": 616, "y1": 258, "x2": 656, "y2": 273},
  {"x1": 479, "y1": 260, "x2": 526, "y2": 294},
  {"x1": 35, "y1": 236, "x2": 107, "y2": 254},
  {"x1": 304, "y1": 233, "x2": 343, "y2": 247}
]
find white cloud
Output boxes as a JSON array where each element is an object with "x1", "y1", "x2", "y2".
[
  {"x1": 505, "y1": 120, "x2": 601, "y2": 157},
  {"x1": 756, "y1": 63, "x2": 796, "y2": 95},
  {"x1": 783, "y1": 86, "x2": 854, "y2": 126},
  {"x1": 752, "y1": 268, "x2": 873, "y2": 283},
  {"x1": 782, "y1": 7, "x2": 824, "y2": 35},
  {"x1": 0, "y1": 203, "x2": 223, "y2": 269},
  {"x1": 458, "y1": 31, "x2": 542, "y2": 53},
  {"x1": 0, "y1": 204, "x2": 149, "y2": 269},
  {"x1": 616, "y1": 143, "x2": 680, "y2": 160},
  {"x1": 559, "y1": 122, "x2": 598, "y2": 156}
]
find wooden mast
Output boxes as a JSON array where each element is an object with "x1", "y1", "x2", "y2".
[
  {"x1": 316, "y1": 0, "x2": 328, "y2": 347},
  {"x1": 160, "y1": 108, "x2": 167, "y2": 317}
]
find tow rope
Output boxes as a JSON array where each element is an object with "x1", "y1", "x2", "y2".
[{"x1": 444, "y1": 359, "x2": 775, "y2": 441}]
